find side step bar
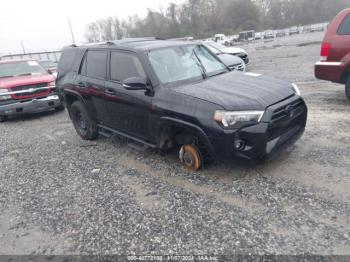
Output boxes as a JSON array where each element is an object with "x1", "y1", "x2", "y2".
[{"x1": 98, "y1": 124, "x2": 157, "y2": 149}]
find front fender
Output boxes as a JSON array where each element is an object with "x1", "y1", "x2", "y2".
[{"x1": 157, "y1": 116, "x2": 216, "y2": 158}]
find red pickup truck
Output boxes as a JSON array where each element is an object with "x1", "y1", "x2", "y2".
[
  {"x1": 315, "y1": 8, "x2": 350, "y2": 99},
  {"x1": 0, "y1": 59, "x2": 64, "y2": 122}
]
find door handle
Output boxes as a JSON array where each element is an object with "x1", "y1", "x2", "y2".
[
  {"x1": 77, "y1": 82, "x2": 86, "y2": 88},
  {"x1": 105, "y1": 88, "x2": 115, "y2": 95}
]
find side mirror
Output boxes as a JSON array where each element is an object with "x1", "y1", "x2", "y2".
[
  {"x1": 47, "y1": 69, "x2": 53, "y2": 75},
  {"x1": 122, "y1": 77, "x2": 149, "y2": 91}
]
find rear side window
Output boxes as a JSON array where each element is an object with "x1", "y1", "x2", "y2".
[
  {"x1": 338, "y1": 14, "x2": 350, "y2": 35},
  {"x1": 81, "y1": 50, "x2": 107, "y2": 79},
  {"x1": 58, "y1": 48, "x2": 78, "y2": 74},
  {"x1": 110, "y1": 52, "x2": 146, "y2": 82}
]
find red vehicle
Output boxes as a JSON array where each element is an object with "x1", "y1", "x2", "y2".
[
  {"x1": 315, "y1": 8, "x2": 350, "y2": 99},
  {"x1": 0, "y1": 59, "x2": 64, "y2": 122}
]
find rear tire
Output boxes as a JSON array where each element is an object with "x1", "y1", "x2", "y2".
[
  {"x1": 346, "y1": 78, "x2": 350, "y2": 100},
  {"x1": 70, "y1": 101, "x2": 98, "y2": 140},
  {"x1": 0, "y1": 115, "x2": 8, "y2": 123}
]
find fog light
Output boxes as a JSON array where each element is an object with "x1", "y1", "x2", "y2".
[{"x1": 234, "y1": 139, "x2": 246, "y2": 150}]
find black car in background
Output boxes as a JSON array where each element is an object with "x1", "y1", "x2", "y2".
[{"x1": 57, "y1": 39, "x2": 307, "y2": 171}]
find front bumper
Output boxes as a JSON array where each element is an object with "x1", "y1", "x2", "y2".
[
  {"x1": 0, "y1": 95, "x2": 62, "y2": 116},
  {"x1": 314, "y1": 61, "x2": 346, "y2": 83},
  {"x1": 208, "y1": 96, "x2": 307, "y2": 164}
]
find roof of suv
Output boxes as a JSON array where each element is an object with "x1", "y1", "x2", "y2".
[{"x1": 75, "y1": 38, "x2": 197, "y2": 52}]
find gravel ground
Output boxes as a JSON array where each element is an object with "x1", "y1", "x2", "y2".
[{"x1": 0, "y1": 32, "x2": 350, "y2": 255}]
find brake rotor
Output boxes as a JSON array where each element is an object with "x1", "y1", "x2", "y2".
[{"x1": 180, "y1": 144, "x2": 202, "y2": 171}]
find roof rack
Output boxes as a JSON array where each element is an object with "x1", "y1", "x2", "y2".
[
  {"x1": 78, "y1": 41, "x2": 115, "y2": 47},
  {"x1": 108, "y1": 37, "x2": 164, "y2": 45},
  {"x1": 71, "y1": 37, "x2": 164, "y2": 48}
]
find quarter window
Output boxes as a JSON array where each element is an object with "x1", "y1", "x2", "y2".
[
  {"x1": 338, "y1": 14, "x2": 350, "y2": 35},
  {"x1": 110, "y1": 52, "x2": 146, "y2": 82}
]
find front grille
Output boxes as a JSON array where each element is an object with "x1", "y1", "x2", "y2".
[
  {"x1": 267, "y1": 98, "x2": 306, "y2": 140},
  {"x1": 11, "y1": 83, "x2": 49, "y2": 99}
]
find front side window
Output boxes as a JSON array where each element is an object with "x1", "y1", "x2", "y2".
[
  {"x1": 110, "y1": 52, "x2": 146, "y2": 82},
  {"x1": 83, "y1": 50, "x2": 107, "y2": 79},
  {"x1": 338, "y1": 14, "x2": 350, "y2": 35},
  {"x1": 0, "y1": 61, "x2": 47, "y2": 78},
  {"x1": 148, "y1": 44, "x2": 227, "y2": 85}
]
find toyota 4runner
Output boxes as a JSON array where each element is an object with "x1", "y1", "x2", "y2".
[{"x1": 57, "y1": 38, "x2": 307, "y2": 171}]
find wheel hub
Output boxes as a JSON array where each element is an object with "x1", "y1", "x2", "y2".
[
  {"x1": 76, "y1": 112, "x2": 87, "y2": 130},
  {"x1": 183, "y1": 152, "x2": 195, "y2": 167},
  {"x1": 179, "y1": 144, "x2": 202, "y2": 171}
]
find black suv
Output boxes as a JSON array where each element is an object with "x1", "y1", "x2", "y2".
[{"x1": 57, "y1": 38, "x2": 307, "y2": 171}]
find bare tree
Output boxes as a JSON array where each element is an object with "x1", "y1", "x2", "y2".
[{"x1": 84, "y1": 0, "x2": 350, "y2": 43}]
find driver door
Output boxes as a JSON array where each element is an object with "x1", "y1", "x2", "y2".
[{"x1": 104, "y1": 51, "x2": 153, "y2": 141}]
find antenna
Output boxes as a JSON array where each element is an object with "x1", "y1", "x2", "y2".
[
  {"x1": 68, "y1": 18, "x2": 76, "y2": 45},
  {"x1": 21, "y1": 41, "x2": 26, "y2": 54}
]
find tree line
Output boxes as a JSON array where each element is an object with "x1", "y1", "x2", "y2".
[{"x1": 85, "y1": 0, "x2": 350, "y2": 42}]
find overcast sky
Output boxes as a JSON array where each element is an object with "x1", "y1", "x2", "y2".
[{"x1": 0, "y1": 0, "x2": 185, "y2": 55}]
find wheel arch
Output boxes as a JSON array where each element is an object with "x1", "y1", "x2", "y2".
[
  {"x1": 157, "y1": 116, "x2": 215, "y2": 157},
  {"x1": 340, "y1": 64, "x2": 350, "y2": 84},
  {"x1": 63, "y1": 90, "x2": 87, "y2": 110}
]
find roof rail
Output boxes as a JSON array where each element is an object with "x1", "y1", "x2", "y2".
[
  {"x1": 74, "y1": 37, "x2": 164, "y2": 48},
  {"x1": 110, "y1": 37, "x2": 165, "y2": 44},
  {"x1": 78, "y1": 41, "x2": 115, "y2": 47}
]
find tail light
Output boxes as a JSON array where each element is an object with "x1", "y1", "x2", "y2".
[{"x1": 320, "y1": 42, "x2": 331, "y2": 61}]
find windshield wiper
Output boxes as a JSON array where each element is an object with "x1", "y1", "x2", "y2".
[
  {"x1": 0, "y1": 75, "x2": 14, "y2": 78},
  {"x1": 192, "y1": 49, "x2": 207, "y2": 79},
  {"x1": 209, "y1": 69, "x2": 228, "y2": 78}
]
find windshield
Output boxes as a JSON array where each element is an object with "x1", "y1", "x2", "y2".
[
  {"x1": 40, "y1": 61, "x2": 57, "y2": 69},
  {"x1": 149, "y1": 45, "x2": 227, "y2": 85},
  {"x1": 0, "y1": 61, "x2": 47, "y2": 78}
]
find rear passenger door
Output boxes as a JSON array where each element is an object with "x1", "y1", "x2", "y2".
[
  {"x1": 105, "y1": 50, "x2": 152, "y2": 141},
  {"x1": 75, "y1": 49, "x2": 109, "y2": 124}
]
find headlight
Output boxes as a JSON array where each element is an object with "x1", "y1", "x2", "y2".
[
  {"x1": 291, "y1": 83, "x2": 301, "y2": 96},
  {"x1": 214, "y1": 110, "x2": 264, "y2": 128},
  {"x1": 0, "y1": 88, "x2": 11, "y2": 101}
]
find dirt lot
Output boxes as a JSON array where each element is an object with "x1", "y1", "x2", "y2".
[{"x1": 1, "y1": 32, "x2": 350, "y2": 255}]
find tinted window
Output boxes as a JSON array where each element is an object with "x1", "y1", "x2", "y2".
[
  {"x1": 85, "y1": 50, "x2": 107, "y2": 79},
  {"x1": 338, "y1": 14, "x2": 350, "y2": 35},
  {"x1": 110, "y1": 52, "x2": 146, "y2": 82},
  {"x1": 58, "y1": 48, "x2": 78, "y2": 74}
]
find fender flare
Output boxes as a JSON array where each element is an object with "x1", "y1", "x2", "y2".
[
  {"x1": 63, "y1": 89, "x2": 88, "y2": 108},
  {"x1": 158, "y1": 116, "x2": 216, "y2": 157}
]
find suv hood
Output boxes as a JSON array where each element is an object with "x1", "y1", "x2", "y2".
[
  {"x1": 223, "y1": 46, "x2": 246, "y2": 55},
  {"x1": 172, "y1": 71, "x2": 295, "y2": 111},
  {"x1": 0, "y1": 74, "x2": 54, "y2": 89}
]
